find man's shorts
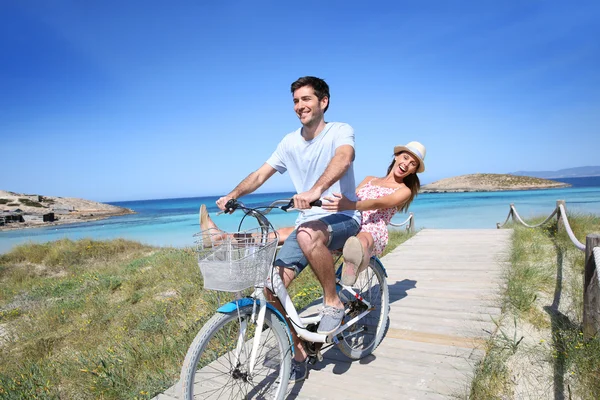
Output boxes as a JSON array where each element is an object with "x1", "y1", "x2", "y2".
[{"x1": 273, "y1": 213, "x2": 360, "y2": 275}]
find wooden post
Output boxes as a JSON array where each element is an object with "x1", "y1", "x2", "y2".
[
  {"x1": 583, "y1": 234, "x2": 600, "y2": 339},
  {"x1": 408, "y1": 212, "x2": 414, "y2": 233},
  {"x1": 556, "y1": 200, "x2": 566, "y2": 232}
]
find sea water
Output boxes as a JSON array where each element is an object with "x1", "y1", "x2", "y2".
[{"x1": 1, "y1": 177, "x2": 599, "y2": 254}]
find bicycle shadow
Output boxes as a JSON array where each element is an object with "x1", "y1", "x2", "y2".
[
  {"x1": 388, "y1": 278, "x2": 417, "y2": 304},
  {"x1": 286, "y1": 279, "x2": 417, "y2": 397}
]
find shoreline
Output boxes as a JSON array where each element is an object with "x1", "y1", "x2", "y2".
[
  {"x1": 420, "y1": 173, "x2": 571, "y2": 193},
  {"x1": 420, "y1": 184, "x2": 570, "y2": 193},
  {"x1": 0, "y1": 209, "x2": 135, "y2": 232},
  {"x1": 1, "y1": 190, "x2": 136, "y2": 233}
]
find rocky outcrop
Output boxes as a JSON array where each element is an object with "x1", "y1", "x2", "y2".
[
  {"x1": 0, "y1": 190, "x2": 134, "y2": 231},
  {"x1": 420, "y1": 174, "x2": 570, "y2": 193}
]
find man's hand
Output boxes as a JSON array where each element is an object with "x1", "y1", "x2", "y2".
[
  {"x1": 322, "y1": 192, "x2": 356, "y2": 212},
  {"x1": 292, "y1": 189, "x2": 321, "y2": 209},
  {"x1": 216, "y1": 196, "x2": 234, "y2": 212}
]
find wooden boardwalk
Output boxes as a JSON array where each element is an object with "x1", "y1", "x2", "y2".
[{"x1": 155, "y1": 228, "x2": 512, "y2": 400}]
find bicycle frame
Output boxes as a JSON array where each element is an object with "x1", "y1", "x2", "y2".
[
  {"x1": 211, "y1": 198, "x2": 380, "y2": 376},
  {"x1": 217, "y1": 263, "x2": 375, "y2": 375}
]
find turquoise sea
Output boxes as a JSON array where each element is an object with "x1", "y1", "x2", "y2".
[{"x1": 1, "y1": 177, "x2": 600, "y2": 254}]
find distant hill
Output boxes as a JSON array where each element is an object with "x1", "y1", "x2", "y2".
[
  {"x1": 509, "y1": 166, "x2": 600, "y2": 179},
  {"x1": 421, "y1": 173, "x2": 570, "y2": 193}
]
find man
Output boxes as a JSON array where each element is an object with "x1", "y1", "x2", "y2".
[{"x1": 216, "y1": 76, "x2": 361, "y2": 381}]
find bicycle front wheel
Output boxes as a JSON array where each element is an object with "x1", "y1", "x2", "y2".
[
  {"x1": 180, "y1": 305, "x2": 292, "y2": 400},
  {"x1": 337, "y1": 258, "x2": 390, "y2": 360}
]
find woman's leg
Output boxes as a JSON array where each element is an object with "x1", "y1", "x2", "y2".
[
  {"x1": 341, "y1": 231, "x2": 374, "y2": 286},
  {"x1": 199, "y1": 204, "x2": 294, "y2": 246}
]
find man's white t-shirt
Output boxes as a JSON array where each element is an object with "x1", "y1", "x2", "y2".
[{"x1": 266, "y1": 122, "x2": 361, "y2": 226}]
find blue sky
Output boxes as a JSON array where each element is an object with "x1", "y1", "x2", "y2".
[{"x1": 1, "y1": 1, "x2": 599, "y2": 202}]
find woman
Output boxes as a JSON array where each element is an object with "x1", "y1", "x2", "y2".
[
  {"x1": 200, "y1": 141, "x2": 426, "y2": 286},
  {"x1": 325, "y1": 141, "x2": 425, "y2": 285}
]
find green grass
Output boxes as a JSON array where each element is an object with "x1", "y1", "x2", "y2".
[
  {"x1": 469, "y1": 213, "x2": 600, "y2": 399},
  {"x1": 0, "y1": 230, "x2": 415, "y2": 399}
]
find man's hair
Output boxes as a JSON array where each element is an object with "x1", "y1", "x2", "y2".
[{"x1": 290, "y1": 76, "x2": 330, "y2": 112}]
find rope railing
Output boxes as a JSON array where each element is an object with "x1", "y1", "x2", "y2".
[
  {"x1": 558, "y1": 204, "x2": 586, "y2": 251},
  {"x1": 510, "y1": 204, "x2": 558, "y2": 229},
  {"x1": 497, "y1": 200, "x2": 600, "y2": 338},
  {"x1": 497, "y1": 201, "x2": 584, "y2": 251},
  {"x1": 388, "y1": 212, "x2": 413, "y2": 231}
]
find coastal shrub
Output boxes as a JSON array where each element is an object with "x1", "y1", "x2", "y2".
[
  {"x1": 0, "y1": 199, "x2": 9, "y2": 204},
  {"x1": 19, "y1": 198, "x2": 45, "y2": 208}
]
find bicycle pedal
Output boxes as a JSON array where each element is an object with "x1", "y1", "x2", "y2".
[{"x1": 306, "y1": 350, "x2": 323, "y2": 365}]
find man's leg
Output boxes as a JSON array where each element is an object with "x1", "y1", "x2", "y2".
[
  {"x1": 296, "y1": 214, "x2": 360, "y2": 334},
  {"x1": 296, "y1": 221, "x2": 342, "y2": 309},
  {"x1": 264, "y1": 266, "x2": 308, "y2": 362},
  {"x1": 269, "y1": 229, "x2": 310, "y2": 362}
]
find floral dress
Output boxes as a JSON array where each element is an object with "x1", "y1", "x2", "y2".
[{"x1": 356, "y1": 180, "x2": 400, "y2": 255}]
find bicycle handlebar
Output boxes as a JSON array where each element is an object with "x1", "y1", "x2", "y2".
[{"x1": 221, "y1": 198, "x2": 322, "y2": 215}]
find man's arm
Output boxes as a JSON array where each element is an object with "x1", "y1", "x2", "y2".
[
  {"x1": 216, "y1": 163, "x2": 277, "y2": 210},
  {"x1": 293, "y1": 144, "x2": 354, "y2": 209}
]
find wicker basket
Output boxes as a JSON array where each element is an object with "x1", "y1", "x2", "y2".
[{"x1": 195, "y1": 227, "x2": 278, "y2": 292}]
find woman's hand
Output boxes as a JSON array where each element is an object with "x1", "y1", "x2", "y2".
[{"x1": 322, "y1": 193, "x2": 356, "y2": 211}]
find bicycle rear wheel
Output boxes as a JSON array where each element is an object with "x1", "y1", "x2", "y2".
[
  {"x1": 337, "y1": 258, "x2": 390, "y2": 360},
  {"x1": 180, "y1": 305, "x2": 292, "y2": 399}
]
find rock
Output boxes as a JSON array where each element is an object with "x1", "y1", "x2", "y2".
[
  {"x1": 420, "y1": 173, "x2": 571, "y2": 193},
  {"x1": 0, "y1": 190, "x2": 135, "y2": 231}
]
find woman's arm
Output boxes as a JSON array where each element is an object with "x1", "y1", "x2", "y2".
[{"x1": 322, "y1": 186, "x2": 411, "y2": 212}]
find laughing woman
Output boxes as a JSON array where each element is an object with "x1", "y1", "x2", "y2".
[{"x1": 323, "y1": 141, "x2": 425, "y2": 285}]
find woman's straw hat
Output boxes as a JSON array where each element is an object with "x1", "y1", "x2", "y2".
[{"x1": 393, "y1": 141, "x2": 426, "y2": 173}]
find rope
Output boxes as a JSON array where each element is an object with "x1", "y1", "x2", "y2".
[
  {"x1": 511, "y1": 205, "x2": 558, "y2": 228},
  {"x1": 593, "y1": 247, "x2": 600, "y2": 274},
  {"x1": 388, "y1": 213, "x2": 412, "y2": 228},
  {"x1": 558, "y1": 204, "x2": 585, "y2": 252},
  {"x1": 497, "y1": 203, "x2": 585, "y2": 252},
  {"x1": 496, "y1": 207, "x2": 514, "y2": 229}
]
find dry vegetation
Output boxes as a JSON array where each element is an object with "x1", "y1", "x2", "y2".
[
  {"x1": 469, "y1": 213, "x2": 600, "y2": 399},
  {"x1": 0, "y1": 231, "x2": 414, "y2": 399}
]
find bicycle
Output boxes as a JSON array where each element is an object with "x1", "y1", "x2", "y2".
[{"x1": 180, "y1": 198, "x2": 390, "y2": 399}]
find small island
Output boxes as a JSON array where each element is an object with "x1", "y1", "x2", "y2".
[
  {"x1": 420, "y1": 173, "x2": 571, "y2": 193},
  {"x1": 0, "y1": 190, "x2": 134, "y2": 231}
]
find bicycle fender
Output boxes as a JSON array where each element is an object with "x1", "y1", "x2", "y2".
[
  {"x1": 371, "y1": 256, "x2": 388, "y2": 277},
  {"x1": 216, "y1": 298, "x2": 295, "y2": 356}
]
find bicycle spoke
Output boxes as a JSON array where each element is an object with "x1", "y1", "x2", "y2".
[{"x1": 182, "y1": 306, "x2": 289, "y2": 399}]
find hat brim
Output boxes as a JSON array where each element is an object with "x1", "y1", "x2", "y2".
[{"x1": 393, "y1": 146, "x2": 425, "y2": 173}]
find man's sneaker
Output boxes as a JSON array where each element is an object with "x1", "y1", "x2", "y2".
[
  {"x1": 317, "y1": 305, "x2": 345, "y2": 334},
  {"x1": 341, "y1": 236, "x2": 363, "y2": 286},
  {"x1": 288, "y1": 358, "x2": 308, "y2": 384}
]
